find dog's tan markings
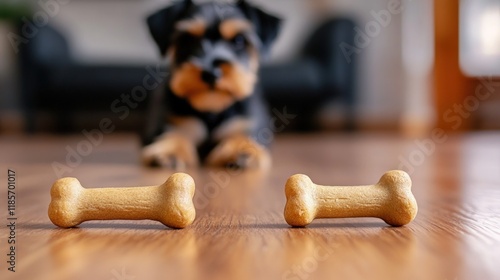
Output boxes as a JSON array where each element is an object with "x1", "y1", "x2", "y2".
[
  {"x1": 189, "y1": 91, "x2": 235, "y2": 113},
  {"x1": 141, "y1": 132, "x2": 199, "y2": 169},
  {"x1": 169, "y1": 116, "x2": 208, "y2": 145},
  {"x1": 171, "y1": 62, "x2": 257, "y2": 111},
  {"x1": 170, "y1": 62, "x2": 236, "y2": 113},
  {"x1": 248, "y1": 47, "x2": 260, "y2": 72},
  {"x1": 206, "y1": 134, "x2": 271, "y2": 169},
  {"x1": 170, "y1": 63, "x2": 208, "y2": 97},
  {"x1": 220, "y1": 19, "x2": 252, "y2": 40},
  {"x1": 217, "y1": 63, "x2": 257, "y2": 99},
  {"x1": 213, "y1": 117, "x2": 256, "y2": 142},
  {"x1": 176, "y1": 17, "x2": 206, "y2": 37}
]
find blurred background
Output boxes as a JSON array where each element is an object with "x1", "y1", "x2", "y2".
[{"x1": 0, "y1": 0, "x2": 499, "y2": 135}]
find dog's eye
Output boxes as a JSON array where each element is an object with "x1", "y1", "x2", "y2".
[{"x1": 231, "y1": 34, "x2": 247, "y2": 50}]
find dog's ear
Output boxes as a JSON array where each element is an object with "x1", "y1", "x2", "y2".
[
  {"x1": 147, "y1": 0, "x2": 193, "y2": 55},
  {"x1": 237, "y1": 1, "x2": 281, "y2": 54}
]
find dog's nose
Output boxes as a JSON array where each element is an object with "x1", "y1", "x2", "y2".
[
  {"x1": 212, "y1": 58, "x2": 227, "y2": 68},
  {"x1": 200, "y1": 57, "x2": 228, "y2": 86},
  {"x1": 201, "y1": 68, "x2": 222, "y2": 86},
  {"x1": 201, "y1": 69, "x2": 220, "y2": 86}
]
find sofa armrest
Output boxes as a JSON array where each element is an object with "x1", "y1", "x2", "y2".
[
  {"x1": 301, "y1": 18, "x2": 357, "y2": 97},
  {"x1": 29, "y1": 25, "x2": 72, "y2": 67}
]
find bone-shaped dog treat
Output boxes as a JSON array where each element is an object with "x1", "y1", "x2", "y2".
[
  {"x1": 284, "y1": 170, "x2": 418, "y2": 227},
  {"x1": 48, "y1": 173, "x2": 196, "y2": 229}
]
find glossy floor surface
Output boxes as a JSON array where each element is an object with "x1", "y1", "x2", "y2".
[{"x1": 1, "y1": 132, "x2": 499, "y2": 280}]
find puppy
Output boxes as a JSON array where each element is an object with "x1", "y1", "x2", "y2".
[{"x1": 142, "y1": 0, "x2": 281, "y2": 170}]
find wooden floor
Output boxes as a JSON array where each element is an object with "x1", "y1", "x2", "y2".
[{"x1": 1, "y1": 132, "x2": 500, "y2": 280}]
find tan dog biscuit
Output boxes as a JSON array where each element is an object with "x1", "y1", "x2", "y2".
[
  {"x1": 284, "y1": 170, "x2": 418, "y2": 227},
  {"x1": 48, "y1": 173, "x2": 196, "y2": 229}
]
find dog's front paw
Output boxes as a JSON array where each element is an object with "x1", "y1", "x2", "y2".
[
  {"x1": 206, "y1": 135, "x2": 271, "y2": 170},
  {"x1": 142, "y1": 133, "x2": 199, "y2": 170}
]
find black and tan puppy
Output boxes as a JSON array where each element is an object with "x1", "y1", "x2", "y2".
[{"x1": 142, "y1": 0, "x2": 281, "y2": 170}]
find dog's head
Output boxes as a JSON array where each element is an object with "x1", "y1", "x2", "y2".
[{"x1": 147, "y1": 0, "x2": 281, "y2": 113}]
